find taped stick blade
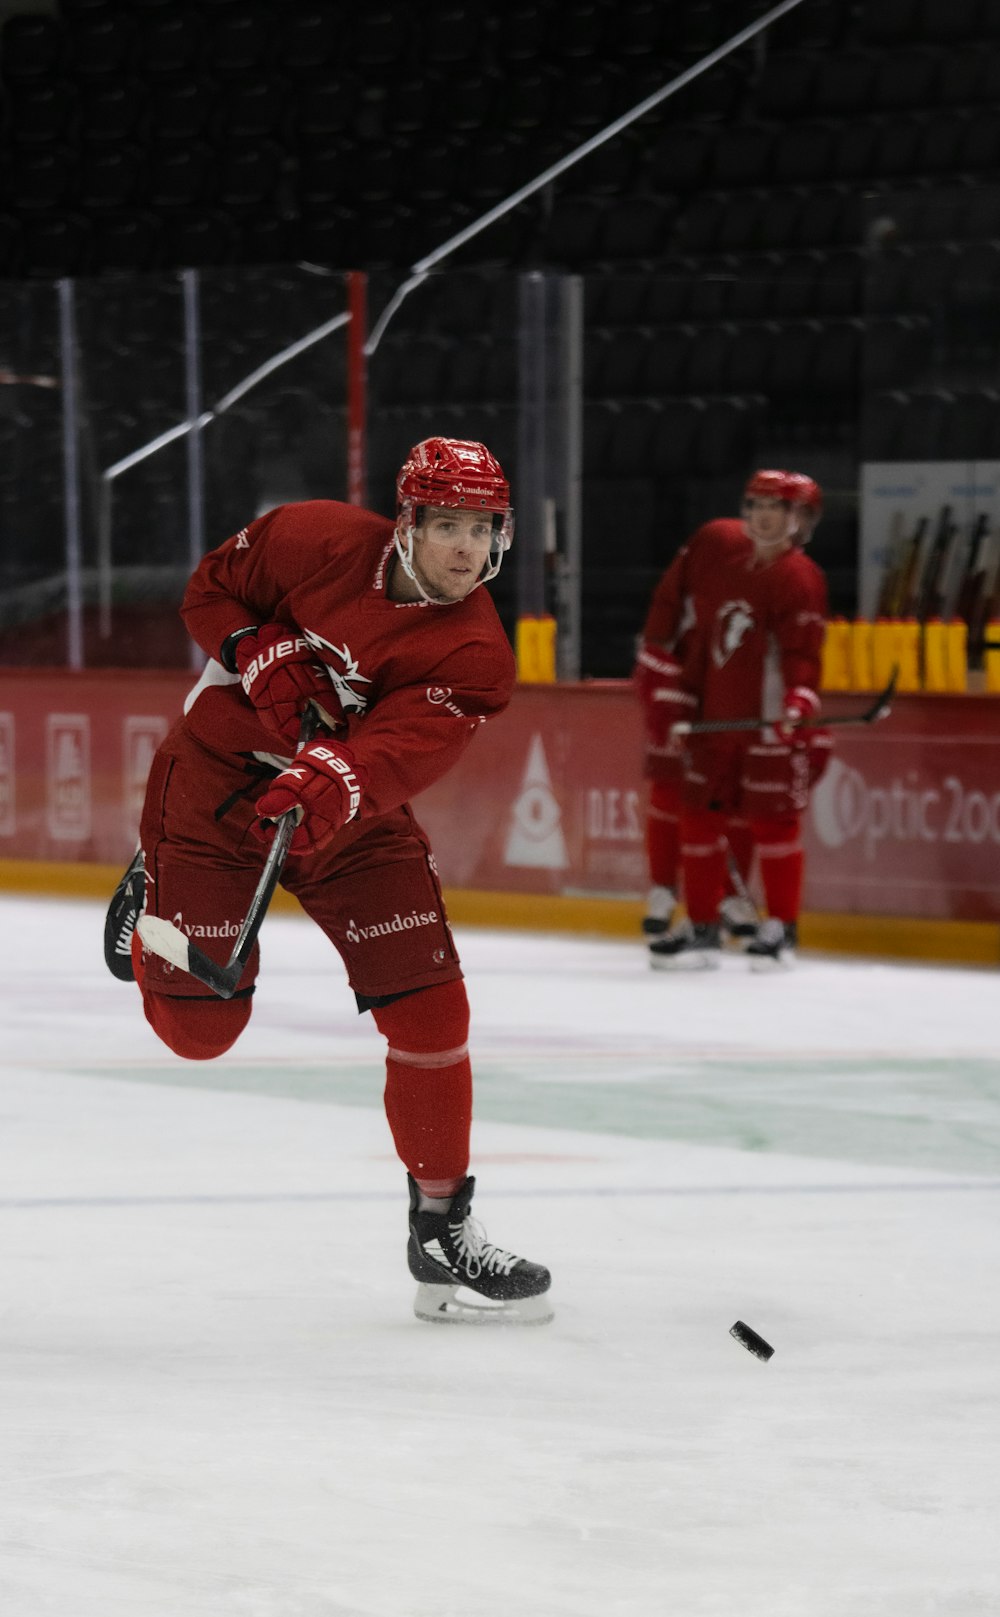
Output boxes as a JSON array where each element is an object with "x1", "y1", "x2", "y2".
[
  {"x1": 136, "y1": 914, "x2": 242, "y2": 999},
  {"x1": 136, "y1": 914, "x2": 192, "y2": 973}
]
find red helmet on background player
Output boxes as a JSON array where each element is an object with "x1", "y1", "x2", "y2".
[
  {"x1": 743, "y1": 468, "x2": 823, "y2": 542},
  {"x1": 395, "y1": 437, "x2": 514, "y2": 597}
]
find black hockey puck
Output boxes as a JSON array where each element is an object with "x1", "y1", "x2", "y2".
[{"x1": 730, "y1": 1320, "x2": 774, "y2": 1361}]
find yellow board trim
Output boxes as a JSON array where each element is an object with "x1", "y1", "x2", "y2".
[{"x1": 2, "y1": 860, "x2": 997, "y2": 967}]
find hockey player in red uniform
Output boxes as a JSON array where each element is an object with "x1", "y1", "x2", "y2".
[
  {"x1": 634, "y1": 644, "x2": 757, "y2": 946},
  {"x1": 634, "y1": 469, "x2": 830, "y2": 970},
  {"x1": 103, "y1": 437, "x2": 552, "y2": 1324}
]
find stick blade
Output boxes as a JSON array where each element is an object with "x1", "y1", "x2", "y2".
[
  {"x1": 136, "y1": 914, "x2": 242, "y2": 999},
  {"x1": 136, "y1": 914, "x2": 191, "y2": 973}
]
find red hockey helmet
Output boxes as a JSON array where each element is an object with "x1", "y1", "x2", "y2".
[
  {"x1": 744, "y1": 468, "x2": 823, "y2": 518},
  {"x1": 395, "y1": 437, "x2": 514, "y2": 596}
]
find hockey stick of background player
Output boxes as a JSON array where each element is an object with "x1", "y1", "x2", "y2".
[
  {"x1": 136, "y1": 704, "x2": 321, "y2": 1000},
  {"x1": 670, "y1": 667, "x2": 898, "y2": 738},
  {"x1": 724, "y1": 839, "x2": 760, "y2": 923}
]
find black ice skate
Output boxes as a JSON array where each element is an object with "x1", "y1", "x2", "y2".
[
  {"x1": 648, "y1": 920, "x2": 721, "y2": 971},
  {"x1": 746, "y1": 918, "x2": 797, "y2": 971},
  {"x1": 407, "y1": 1174, "x2": 553, "y2": 1325},
  {"x1": 103, "y1": 849, "x2": 145, "y2": 982}
]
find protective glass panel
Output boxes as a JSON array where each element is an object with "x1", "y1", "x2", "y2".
[
  {"x1": 364, "y1": 267, "x2": 520, "y2": 645},
  {"x1": 579, "y1": 259, "x2": 862, "y2": 676},
  {"x1": 2, "y1": 267, "x2": 350, "y2": 669},
  {"x1": 0, "y1": 281, "x2": 64, "y2": 664},
  {"x1": 860, "y1": 187, "x2": 1000, "y2": 663}
]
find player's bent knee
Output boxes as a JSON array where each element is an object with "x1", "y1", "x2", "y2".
[
  {"x1": 371, "y1": 978, "x2": 470, "y2": 1052},
  {"x1": 142, "y1": 989, "x2": 252, "y2": 1061}
]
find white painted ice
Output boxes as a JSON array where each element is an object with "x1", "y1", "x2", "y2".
[{"x1": 1, "y1": 895, "x2": 998, "y2": 1616}]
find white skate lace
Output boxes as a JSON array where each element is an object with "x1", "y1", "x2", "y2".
[{"x1": 449, "y1": 1215, "x2": 519, "y2": 1278}]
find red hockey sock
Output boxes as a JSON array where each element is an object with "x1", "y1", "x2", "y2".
[
  {"x1": 680, "y1": 808, "x2": 727, "y2": 923},
  {"x1": 750, "y1": 815, "x2": 803, "y2": 923},
  {"x1": 646, "y1": 780, "x2": 682, "y2": 890},
  {"x1": 372, "y1": 979, "x2": 472, "y2": 1187}
]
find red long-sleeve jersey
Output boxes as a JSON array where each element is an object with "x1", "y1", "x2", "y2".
[
  {"x1": 179, "y1": 500, "x2": 516, "y2": 820},
  {"x1": 642, "y1": 518, "x2": 828, "y2": 722}
]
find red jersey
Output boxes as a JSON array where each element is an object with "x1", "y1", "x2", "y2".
[
  {"x1": 642, "y1": 518, "x2": 828, "y2": 723},
  {"x1": 178, "y1": 500, "x2": 516, "y2": 820}
]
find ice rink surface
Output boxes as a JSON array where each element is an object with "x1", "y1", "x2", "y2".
[{"x1": 2, "y1": 894, "x2": 999, "y2": 1617}]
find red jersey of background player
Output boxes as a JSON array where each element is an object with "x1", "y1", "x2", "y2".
[
  {"x1": 642, "y1": 516, "x2": 828, "y2": 723},
  {"x1": 180, "y1": 499, "x2": 515, "y2": 825}
]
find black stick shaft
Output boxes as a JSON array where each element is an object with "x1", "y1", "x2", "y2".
[
  {"x1": 180, "y1": 705, "x2": 320, "y2": 998},
  {"x1": 671, "y1": 670, "x2": 897, "y2": 737}
]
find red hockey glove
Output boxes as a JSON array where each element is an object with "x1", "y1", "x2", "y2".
[
  {"x1": 234, "y1": 624, "x2": 342, "y2": 747},
  {"x1": 774, "y1": 685, "x2": 821, "y2": 745},
  {"x1": 633, "y1": 644, "x2": 697, "y2": 747},
  {"x1": 254, "y1": 741, "x2": 365, "y2": 855}
]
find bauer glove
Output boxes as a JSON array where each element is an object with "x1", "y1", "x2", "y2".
[
  {"x1": 233, "y1": 623, "x2": 343, "y2": 747},
  {"x1": 254, "y1": 741, "x2": 365, "y2": 855}
]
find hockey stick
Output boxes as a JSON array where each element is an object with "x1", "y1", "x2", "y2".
[
  {"x1": 724, "y1": 840, "x2": 760, "y2": 923},
  {"x1": 670, "y1": 668, "x2": 898, "y2": 738},
  {"x1": 136, "y1": 705, "x2": 320, "y2": 1000}
]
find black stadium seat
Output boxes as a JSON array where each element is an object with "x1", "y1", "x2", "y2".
[
  {"x1": 1, "y1": 0, "x2": 999, "y2": 662},
  {"x1": 0, "y1": 14, "x2": 65, "y2": 80}
]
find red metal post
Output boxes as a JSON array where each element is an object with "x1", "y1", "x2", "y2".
[{"x1": 346, "y1": 270, "x2": 367, "y2": 507}]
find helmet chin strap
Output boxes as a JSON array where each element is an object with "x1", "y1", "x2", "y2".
[
  {"x1": 393, "y1": 521, "x2": 443, "y2": 603},
  {"x1": 393, "y1": 519, "x2": 465, "y2": 605}
]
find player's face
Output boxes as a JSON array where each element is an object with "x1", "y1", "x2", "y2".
[
  {"x1": 411, "y1": 506, "x2": 495, "y2": 601},
  {"x1": 742, "y1": 495, "x2": 797, "y2": 552}
]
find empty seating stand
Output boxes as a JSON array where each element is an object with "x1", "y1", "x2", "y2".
[{"x1": 3, "y1": 0, "x2": 1000, "y2": 660}]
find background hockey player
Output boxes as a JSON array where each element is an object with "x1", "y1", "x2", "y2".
[
  {"x1": 104, "y1": 437, "x2": 552, "y2": 1325},
  {"x1": 635, "y1": 468, "x2": 830, "y2": 970},
  {"x1": 633, "y1": 640, "x2": 757, "y2": 948}
]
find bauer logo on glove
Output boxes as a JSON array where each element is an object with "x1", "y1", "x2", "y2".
[
  {"x1": 255, "y1": 741, "x2": 365, "y2": 855},
  {"x1": 234, "y1": 622, "x2": 343, "y2": 746}
]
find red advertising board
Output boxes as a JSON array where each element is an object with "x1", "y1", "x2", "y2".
[
  {"x1": 0, "y1": 669, "x2": 183, "y2": 864},
  {"x1": 802, "y1": 696, "x2": 1000, "y2": 921},
  {"x1": 2, "y1": 669, "x2": 1000, "y2": 922}
]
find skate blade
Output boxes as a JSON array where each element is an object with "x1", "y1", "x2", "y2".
[
  {"x1": 748, "y1": 950, "x2": 795, "y2": 973},
  {"x1": 413, "y1": 1283, "x2": 554, "y2": 1326},
  {"x1": 649, "y1": 950, "x2": 719, "y2": 972}
]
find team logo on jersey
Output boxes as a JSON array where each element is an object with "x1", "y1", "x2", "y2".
[
  {"x1": 711, "y1": 599, "x2": 755, "y2": 668},
  {"x1": 300, "y1": 629, "x2": 373, "y2": 714}
]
